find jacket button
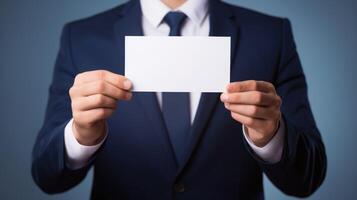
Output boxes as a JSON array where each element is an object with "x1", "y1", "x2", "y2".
[{"x1": 174, "y1": 183, "x2": 185, "y2": 193}]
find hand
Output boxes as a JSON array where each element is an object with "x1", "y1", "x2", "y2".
[
  {"x1": 69, "y1": 70, "x2": 132, "y2": 145},
  {"x1": 220, "y1": 80, "x2": 282, "y2": 147}
]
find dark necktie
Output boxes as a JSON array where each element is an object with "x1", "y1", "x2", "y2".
[{"x1": 162, "y1": 12, "x2": 190, "y2": 165}]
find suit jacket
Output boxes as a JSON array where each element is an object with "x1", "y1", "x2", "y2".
[{"x1": 32, "y1": 0, "x2": 327, "y2": 199}]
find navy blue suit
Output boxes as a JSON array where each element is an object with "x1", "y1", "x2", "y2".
[{"x1": 32, "y1": 0, "x2": 327, "y2": 199}]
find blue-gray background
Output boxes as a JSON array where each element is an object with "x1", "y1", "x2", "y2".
[{"x1": 0, "y1": 0, "x2": 356, "y2": 199}]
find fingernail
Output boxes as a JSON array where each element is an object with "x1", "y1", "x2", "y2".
[
  {"x1": 224, "y1": 103, "x2": 230, "y2": 109},
  {"x1": 221, "y1": 93, "x2": 228, "y2": 101},
  {"x1": 226, "y1": 84, "x2": 231, "y2": 92},
  {"x1": 123, "y1": 80, "x2": 132, "y2": 90}
]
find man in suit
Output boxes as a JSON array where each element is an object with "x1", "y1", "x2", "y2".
[{"x1": 32, "y1": 0, "x2": 327, "y2": 199}]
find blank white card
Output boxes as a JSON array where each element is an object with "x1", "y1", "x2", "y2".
[{"x1": 125, "y1": 36, "x2": 230, "y2": 92}]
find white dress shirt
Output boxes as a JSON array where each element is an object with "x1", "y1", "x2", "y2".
[{"x1": 64, "y1": 0, "x2": 285, "y2": 170}]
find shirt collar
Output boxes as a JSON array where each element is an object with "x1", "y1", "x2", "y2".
[{"x1": 140, "y1": 0, "x2": 209, "y2": 27}]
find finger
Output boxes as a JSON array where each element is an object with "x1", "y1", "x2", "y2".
[
  {"x1": 74, "y1": 70, "x2": 132, "y2": 90},
  {"x1": 220, "y1": 91, "x2": 278, "y2": 106},
  {"x1": 102, "y1": 71, "x2": 132, "y2": 91},
  {"x1": 230, "y1": 112, "x2": 267, "y2": 130},
  {"x1": 227, "y1": 80, "x2": 275, "y2": 93},
  {"x1": 225, "y1": 104, "x2": 280, "y2": 120},
  {"x1": 74, "y1": 108, "x2": 115, "y2": 125},
  {"x1": 73, "y1": 94, "x2": 118, "y2": 111},
  {"x1": 74, "y1": 70, "x2": 110, "y2": 85},
  {"x1": 70, "y1": 80, "x2": 132, "y2": 100}
]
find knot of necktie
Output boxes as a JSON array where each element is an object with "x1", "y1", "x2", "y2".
[{"x1": 163, "y1": 11, "x2": 187, "y2": 36}]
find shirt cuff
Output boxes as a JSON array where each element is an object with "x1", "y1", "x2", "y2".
[
  {"x1": 64, "y1": 118, "x2": 107, "y2": 170},
  {"x1": 242, "y1": 118, "x2": 285, "y2": 164}
]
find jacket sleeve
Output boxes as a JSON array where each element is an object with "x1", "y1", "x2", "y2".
[
  {"x1": 243, "y1": 19, "x2": 327, "y2": 197},
  {"x1": 31, "y1": 23, "x2": 93, "y2": 194}
]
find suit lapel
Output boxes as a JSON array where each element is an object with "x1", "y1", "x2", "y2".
[
  {"x1": 176, "y1": 0, "x2": 240, "y2": 177},
  {"x1": 113, "y1": 0, "x2": 178, "y2": 167}
]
